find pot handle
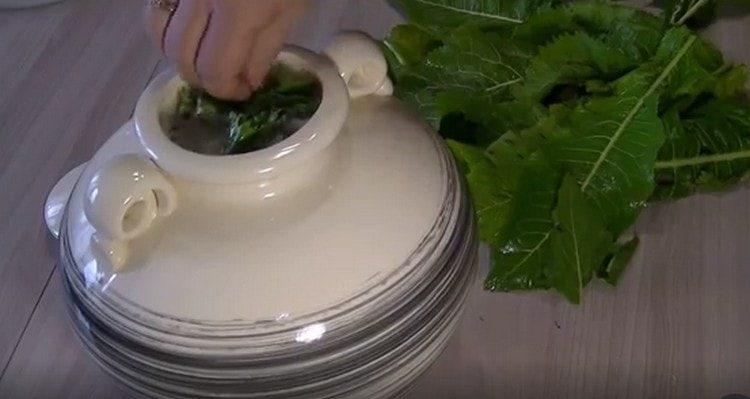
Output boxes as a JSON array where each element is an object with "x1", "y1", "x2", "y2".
[
  {"x1": 83, "y1": 154, "x2": 177, "y2": 270},
  {"x1": 323, "y1": 32, "x2": 393, "y2": 99}
]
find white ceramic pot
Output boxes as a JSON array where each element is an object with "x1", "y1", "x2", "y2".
[{"x1": 45, "y1": 32, "x2": 477, "y2": 399}]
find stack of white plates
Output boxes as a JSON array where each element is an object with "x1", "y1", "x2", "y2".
[{"x1": 56, "y1": 126, "x2": 477, "y2": 398}]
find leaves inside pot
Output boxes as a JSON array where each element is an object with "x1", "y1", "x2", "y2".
[{"x1": 168, "y1": 64, "x2": 321, "y2": 155}]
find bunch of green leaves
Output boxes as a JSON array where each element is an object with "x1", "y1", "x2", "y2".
[
  {"x1": 385, "y1": 0, "x2": 750, "y2": 303},
  {"x1": 175, "y1": 64, "x2": 320, "y2": 154}
]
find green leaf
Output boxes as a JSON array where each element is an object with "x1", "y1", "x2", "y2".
[
  {"x1": 514, "y1": 1, "x2": 633, "y2": 45},
  {"x1": 177, "y1": 87, "x2": 235, "y2": 123},
  {"x1": 485, "y1": 153, "x2": 560, "y2": 291},
  {"x1": 649, "y1": 29, "x2": 725, "y2": 111},
  {"x1": 447, "y1": 140, "x2": 522, "y2": 247},
  {"x1": 652, "y1": 108, "x2": 697, "y2": 199},
  {"x1": 225, "y1": 109, "x2": 285, "y2": 154},
  {"x1": 271, "y1": 66, "x2": 318, "y2": 94},
  {"x1": 436, "y1": 93, "x2": 547, "y2": 146},
  {"x1": 382, "y1": 24, "x2": 440, "y2": 68},
  {"x1": 653, "y1": 100, "x2": 750, "y2": 200},
  {"x1": 713, "y1": 64, "x2": 749, "y2": 99},
  {"x1": 550, "y1": 175, "x2": 615, "y2": 303},
  {"x1": 663, "y1": 0, "x2": 717, "y2": 27},
  {"x1": 515, "y1": 2, "x2": 664, "y2": 61},
  {"x1": 390, "y1": 0, "x2": 557, "y2": 27},
  {"x1": 514, "y1": 32, "x2": 638, "y2": 102},
  {"x1": 194, "y1": 96, "x2": 223, "y2": 121},
  {"x1": 547, "y1": 28, "x2": 696, "y2": 234},
  {"x1": 425, "y1": 29, "x2": 527, "y2": 98},
  {"x1": 385, "y1": 0, "x2": 750, "y2": 303},
  {"x1": 585, "y1": 79, "x2": 611, "y2": 94},
  {"x1": 547, "y1": 92, "x2": 663, "y2": 234},
  {"x1": 174, "y1": 64, "x2": 320, "y2": 155},
  {"x1": 511, "y1": 6, "x2": 574, "y2": 45},
  {"x1": 176, "y1": 86, "x2": 197, "y2": 118},
  {"x1": 486, "y1": 111, "x2": 570, "y2": 163},
  {"x1": 597, "y1": 236, "x2": 639, "y2": 286},
  {"x1": 565, "y1": 1, "x2": 648, "y2": 33},
  {"x1": 601, "y1": 11, "x2": 664, "y2": 63},
  {"x1": 390, "y1": 28, "x2": 531, "y2": 128},
  {"x1": 382, "y1": 24, "x2": 442, "y2": 85}
]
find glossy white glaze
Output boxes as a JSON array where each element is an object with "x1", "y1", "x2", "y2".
[
  {"x1": 63, "y1": 96, "x2": 446, "y2": 323},
  {"x1": 51, "y1": 32, "x2": 446, "y2": 326},
  {"x1": 77, "y1": 44, "x2": 355, "y2": 269},
  {"x1": 135, "y1": 46, "x2": 349, "y2": 186},
  {"x1": 49, "y1": 33, "x2": 478, "y2": 398},
  {"x1": 44, "y1": 163, "x2": 86, "y2": 239},
  {"x1": 324, "y1": 32, "x2": 393, "y2": 98},
  {"x1": 83, "y1": 154, "x2": 176, "y2": 270}
]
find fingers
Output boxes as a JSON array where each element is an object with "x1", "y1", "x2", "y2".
[
  {"x1": 148, "y1": 0, "x2": 309, "y2": 100},
  {"x1": 195, "y1": 3, "x2": 269, "y2": 100},
  {"x1": 244, "y1": 1, "x2": 309, "y2": 89},
  {"x1": 163, "y1": 0, "x2": 211, "y2": 87},
  {"x1": 143, "y1": 0, "x2": 172, "y2": 51},
  {"x1": 243, "y1": 5, "x2": 301, "y2": 89}
]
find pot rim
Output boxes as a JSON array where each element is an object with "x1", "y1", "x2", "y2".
[{"x1": 134, "y1": 45, "x2": 349, "y2": 185}]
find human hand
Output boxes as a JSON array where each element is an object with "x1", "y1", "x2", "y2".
[{"x1": 145, "y1": 0, "x2": 308, "y2": 100}]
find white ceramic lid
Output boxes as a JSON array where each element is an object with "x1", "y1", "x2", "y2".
[{"x1": 51, "y1": 37, "x2": 453, "y2": 333}]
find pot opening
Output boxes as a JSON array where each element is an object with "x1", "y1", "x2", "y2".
[
  {"x1": 163, "y1": 64, "x2": 322, "y2": 156},
  {"x1": 136, "y1": 46, "x2": 349, "y2": 185}
]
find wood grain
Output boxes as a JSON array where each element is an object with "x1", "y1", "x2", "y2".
[
  {"x1": 0, "y1": 0, "x2": 161, "y2": 377},
  {"x1": 0, "y1": 272, "x2": 124, "y2": 399},
  {"x1": 0, "y1": 1, "x2": 749, "y2": 398}
]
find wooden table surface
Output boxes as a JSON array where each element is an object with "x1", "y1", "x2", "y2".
[{"x1": 1, "y1": 1, "x2": 749, "y2": 398}]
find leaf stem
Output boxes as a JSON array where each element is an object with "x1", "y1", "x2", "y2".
[
  {"x1": 382, "y1": 39, "x2": 407, "y2": 66},
  {"x1": 676, "y1": 0, "x2": 710, "y2": 25},
  {"x1": 566, "y1": 188, "x2": 584, "y2": 299},
  {"x1": 711, "y1": 63, "x2": 732, "y2": 76},
  {"x1": 411, "y1": 0, "x2": 524, "y2": 24},
  {"x1": 580, "y1": 36, "x2": 698, "y2": 192},
  {"x1": 485, "y1": 77, "x2": 523, "y2": 92},
  {"x1": 654, "y1": 149, "x2": 750, "y2": 169}
]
